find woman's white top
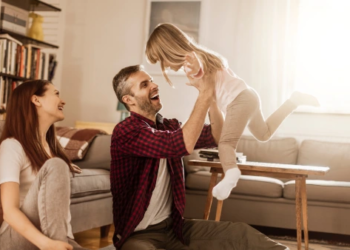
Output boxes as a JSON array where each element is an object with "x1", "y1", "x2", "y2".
[{"x1": 0, "y1": 138, "x2": 73, "y2": 238}]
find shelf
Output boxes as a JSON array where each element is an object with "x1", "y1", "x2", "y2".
[
  {"x1": 30, "y1": 0, "x2": 61, "y2": 12},
  {"x1": 2, "y1": 0, "x2": 61, "y2": 12},
  {"x1": 0, "y1": 29, "x2": 59, "y2": 49},
  {"x1": 0, "y1": 73, "x2": 31, "y2": 81}
]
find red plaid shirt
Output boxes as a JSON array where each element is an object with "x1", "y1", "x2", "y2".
[{"x1": 110, "y1": 111, "x2": 217, "y2": 248}]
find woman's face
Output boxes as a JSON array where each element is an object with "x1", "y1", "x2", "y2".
[{"x1": 35, "y1": 84, "x2": 65, "y2": 123}]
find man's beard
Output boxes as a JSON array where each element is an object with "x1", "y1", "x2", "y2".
[{"x1": 134, "y1": 96, "x2": 162, "y2": 116}]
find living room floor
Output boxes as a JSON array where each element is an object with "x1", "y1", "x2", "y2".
[
  {"x1": 74, "y1": 226, "x2": 114, "y2": 250},
  {"x1": 74, "y1": 225, "x2": 350, "y2": 250}
]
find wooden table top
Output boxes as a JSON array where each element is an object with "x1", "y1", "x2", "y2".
[{"x1": 189, "y1": 160, "x2": 329, "y2": 176}]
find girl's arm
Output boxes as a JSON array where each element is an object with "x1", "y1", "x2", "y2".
[
  {"x1": 184, "y1": 52, "x2": 205, "y2": 79},
  {"x1": 1, "y1": 182, "x2": 73, "y2": 250}
]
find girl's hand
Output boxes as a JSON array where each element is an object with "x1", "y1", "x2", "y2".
[
  {"x1": 184, "y1": 52, "x2": 203, "y2": 77},
  {"x1": 41, "y1": 240, "x2": 73, "y2": 250}
]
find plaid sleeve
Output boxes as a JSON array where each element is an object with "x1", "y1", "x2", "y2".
[
  {"x1": 194, "y1": 124, "x2": 217, "y2": 149},
  {"x1": 116, "y1": 124, "x2": 189, "y2": 158}
]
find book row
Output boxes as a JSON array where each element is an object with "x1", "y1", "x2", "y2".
[{"x1": 0, "y1": 34, "x2": 57, "y2": 81}]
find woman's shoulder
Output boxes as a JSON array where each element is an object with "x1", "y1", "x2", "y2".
[
  {"x1": 1, "y1": 137, "x2": 22, "y2": 146},
  {"x1": 0, "y1": 138, "x2": 29, "y2": 172},
  {"x1": 0, "y1": 138, "x2": 25, "y2": 154}
]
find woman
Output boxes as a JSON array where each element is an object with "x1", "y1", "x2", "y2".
[{"x1": 0, "y1": 80, "x2": 87, "y2": 250}]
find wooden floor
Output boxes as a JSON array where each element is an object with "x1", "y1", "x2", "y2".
[
  {"x1": 74, "y1": 226, "x2": 114, "y2": 250},
  {"x1": 74, "y1": 224, "x2": 350, "y2": 250}
]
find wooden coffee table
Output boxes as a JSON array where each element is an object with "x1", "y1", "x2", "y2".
[{"x1": 188, "y1": 160, "x2": 329, "y2": 250}]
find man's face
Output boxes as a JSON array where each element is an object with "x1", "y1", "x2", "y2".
[{"x1": 124, "y1": 70, "x2": 162, "y2": 118}]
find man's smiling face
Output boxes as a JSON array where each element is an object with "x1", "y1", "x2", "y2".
[{"x1": 123, "y1": 70, "x2": 162, "y2": 119}]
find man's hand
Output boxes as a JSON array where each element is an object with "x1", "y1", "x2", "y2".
[{"x1": 187, "y1": 71, "x2": 216, "y2": 98}]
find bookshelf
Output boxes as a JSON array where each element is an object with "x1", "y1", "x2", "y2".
[
  {"x1": 0, "y1": 29, "x2": 59, "y2": 48},
  {"x1": 0, "y1": 0, "x2": 61, "y2": 118},
  {"x1": 2, "y1": 0, "x2": 61, "y2": 13},
  {"x1": 29, "y1": 0, "x2": 61, "y2": 12},
  {"x1": 0, "y1": 73, "x2": 30, "y2": 81}
]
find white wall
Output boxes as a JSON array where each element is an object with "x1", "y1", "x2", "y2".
[
  {"x1": 59, "y1": 0, "x2": 350, "y2": 142},
  {"x1": 37, "y1": 0, "x2": 67, "y2": 91},
  {"x1": 59, "y1": 0, "x2": 150, "y2": 126}
]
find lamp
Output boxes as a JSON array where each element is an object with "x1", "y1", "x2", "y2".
[{"x1": 117, "y1": 102, "x2": 129, "y2": 122}]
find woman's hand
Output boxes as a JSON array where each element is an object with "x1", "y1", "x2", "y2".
[
  {"x1": 71, "y1": 164, "x2": 82, "y2": 174},
  {"x1": 41, "y1": 239, "x2": 73, "y2": 250}
]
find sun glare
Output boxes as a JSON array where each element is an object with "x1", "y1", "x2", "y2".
[{"x1": 295, "y1": 0, "x2": 350, "y2": 111}]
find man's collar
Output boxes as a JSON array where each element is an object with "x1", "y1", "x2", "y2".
[{"x1": 130, "y1": 111, "x2": 164, "y2": 126}]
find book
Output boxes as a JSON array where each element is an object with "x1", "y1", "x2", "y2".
[
  {"x1": 0, "y1": 19, "x2": 26, "y2": 35},
  {"x1": 198, "y1": 149, "x2": 246, "y2": 163},
  {"x1": 0, "y1": 33, "x2": 22, "y2": 45}
]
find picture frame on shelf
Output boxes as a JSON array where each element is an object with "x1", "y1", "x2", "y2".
[{"x1": 142, "y1": 0, "x2": 206, "y2": 76}]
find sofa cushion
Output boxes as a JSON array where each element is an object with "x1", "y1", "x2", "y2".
[
  {"x1": 186, "y1": 171, "x2": 284, "y2": 198},
  {"x1": 297, "y1": 140, "x2": 350, "y2": 181},
  {"x1": 70, "y1": 169, "x2": 110, "y2": 198},
  {"x1": 283, "y1": 180, "x2": 350, "y2": 203},
  {"x1": 236, "y1": 136, "x2": 299, "y2": 164},
  {"x1": 73, "y1": 134, "x2": 111, "y2": 171}
]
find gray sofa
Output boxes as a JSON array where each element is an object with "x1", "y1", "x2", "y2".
[
  {"x1": 2, "y1": 120, "x2": 349, "y2": 238},
  {"x1": 183, "y1": 136, "x2": 350, "y2": 236},
  {"x1": 70, "y1": 133, "x2": 113, "y2": 236}
]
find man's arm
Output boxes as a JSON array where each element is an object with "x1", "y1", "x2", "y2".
[
  {"x1": 208, "y1": 100, "x2": 224, "y2": 144},
  {"x1": 181, "y1": 90, "x2": 212, "y2": 154},
  {"x1": 181, "y1": 71, "x2": 216, "y2": 153}
]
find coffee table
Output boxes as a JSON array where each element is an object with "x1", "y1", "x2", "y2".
[{"x1": 188, "y1": 160, "x2": 329, "y2": 250}]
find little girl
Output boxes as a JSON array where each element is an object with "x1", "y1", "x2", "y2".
[{"x1": 146, "y1": 23, "x2": 319, "y2": 201}]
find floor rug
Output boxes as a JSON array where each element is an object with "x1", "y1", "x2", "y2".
[
  {"x1": 99, "y1": 245, "x2": 115, "y2": 250},
  {"x1": 276, "y1": 239, "x2": 350, "y2": 250},
  {"x1": 99, "y1": 241, "x2": 350, "y2": 250}
]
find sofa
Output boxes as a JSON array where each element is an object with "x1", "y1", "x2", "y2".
[
  {"x1": 183, "y1": 135, "x2": 350, "y2": 236},
  {"x1": 69, "y1": 133, "x2": 113, "y2": 236},
  {"x1": 2, "y1": 121, "x2": 349, "y2": 237}
]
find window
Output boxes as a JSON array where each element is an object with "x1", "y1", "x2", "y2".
[{"x1": 294, "y1": 0, "x2": 350, "y2": 113}]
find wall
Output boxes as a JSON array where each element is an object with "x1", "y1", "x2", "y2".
[
  {"x1": 36, "y1": 0, "x2": 67, "y2": 91},
  {"x1": 60, "y1": 0, "x2": 148, "y2": 126},
  {"x1": 59, "y1": 0, "x2": 350, "y2": 142}
]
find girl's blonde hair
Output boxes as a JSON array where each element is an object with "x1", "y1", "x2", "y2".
[{"x1": 146, "y1": 23, "x2": 227, "y2": 86}]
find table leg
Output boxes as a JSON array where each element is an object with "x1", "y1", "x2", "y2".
[
  {"x1": 215, "y1": 172, "x2": 225, "y2": 221},
  {"x1": 295, "y1": 177, "x2": 302, "y2": 250},
  {"x1": 204, "y1": 170, "x2": 218, "y2": 220},
  {"x1": 301, "y1": 177, "x2": 309, "y2": 250},
  {"x1": 215, "y1": 200, "x2": 224, "y2": 221}
]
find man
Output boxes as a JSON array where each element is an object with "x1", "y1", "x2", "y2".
[{"x1": 110, "y1": 65, "x2": 288, "y2": 250}]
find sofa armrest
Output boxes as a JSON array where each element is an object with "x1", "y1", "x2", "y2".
[{"x1": 73, "y1": 134, "x2": 111, "y2": 171}]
